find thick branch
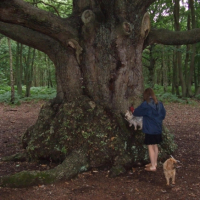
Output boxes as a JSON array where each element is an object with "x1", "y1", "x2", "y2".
[
  {"x1": 0, "y1": 21, "x2": 59, "y2": 56},
  {"x1": 144, "y1": 28, "x2": 200, "y2": 48},
  {"x1": 0, "y1": 0, "x2": 78, "y2": 45}
]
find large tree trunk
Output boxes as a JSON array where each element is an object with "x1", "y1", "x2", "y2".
[{"x1": 0, "y1": 0, "x2": 177, "y2": 187}]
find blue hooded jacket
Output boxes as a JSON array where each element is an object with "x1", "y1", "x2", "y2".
[{"x1": 133, "y1": 98, "x2": 166, "y2": 135}]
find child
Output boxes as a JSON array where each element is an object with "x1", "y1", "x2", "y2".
[{"x1": 133, "y1": 88, "x2": 166, "y2": 171}]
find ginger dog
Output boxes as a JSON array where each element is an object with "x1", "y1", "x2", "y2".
[{"x1": 163, "y1": 157, "x2": 177, "y2": 185}]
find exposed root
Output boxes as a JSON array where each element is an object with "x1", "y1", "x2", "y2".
[{"x1": 0, "y1": 148, "x2": 88, "y2": 188}]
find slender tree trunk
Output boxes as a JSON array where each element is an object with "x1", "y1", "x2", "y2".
[
  {"x1": 148, "y1": 45, "x2": 156, "y2": 88},
  {"x1": 20, "y1": 44, "x2": 24, "y2": 87},
  {"x1": 47, "y1": 57, "x2": 53, "y2": 88},
  {"x1": 162, "y1": 45, "x2": 168, "y2": 92},
  {"x1": 174, "y1": 0, "x2": 186, "y2": 97},
  {"x1": 172, "y1": 50, "x2": 179, "y2": 95},
  {"x1": 16, "y1": 42, "x2": 23, "y2": 96},
  {"x1": 195, "y1": 50, "x2": 200, "y2": 95},
  {"x1": 184, "y1": 44, "x2": 190, "y2": 96},
  {"x1": 7, "y1": 38, "x2": 15, "y2": 103},
  {"x1": 195, "y1": 52, "x2": 200, "y2": 95},
  {"x1": 25, "y1": 47, "x2": 35, "y2": 97},
  {"x1": 172, "y1": 52, "x2": 175, "y2": 94},
  {"x1": 187, "y1": 0, "x2": 196, "y2": 97},
  {"x1": 33, "y1": 63, "x2": 37, "y2": 87},
  {"x1": 177, "y1": 46, "x2": 186, "y2": 96},
  {"x1": 167, "y1": 53, "x2": 171, "y2": 86}
]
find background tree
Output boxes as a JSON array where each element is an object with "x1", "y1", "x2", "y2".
[
  {"x1": 15, "y1": 42, "x2": 23, "y2": 95},
  {"x1": 24, "y1": 47, "x2": 35, "y2": 97},
  {"x1": 186, "y1": 0, "x2": 196, "y2": 96},
  {"x1": 0, "y1": 36, "x2": 55, "y2": 99},
  {"x1": 7, "y1": 38, "x2": 15, "y2": 103},
  {"x1": 1, "y1": 0, "x2": 200, "y2": 187}
]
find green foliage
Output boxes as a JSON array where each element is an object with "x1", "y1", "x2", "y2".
[
  {"x1": 0, "y1": 86, "x2": 56, "y2": 104},
  {"x1": 25, "y1": 0, "x2": 73, "y2": 18},
  {"x1": 151, "y1": 84, "x2": 199, "y2": 104},
  {"x1": 195, "y1": 94, "x2": 200, "y2": 100},
  {"x1": 157, "y1": 92, "x2": 185, "y2": 103}
]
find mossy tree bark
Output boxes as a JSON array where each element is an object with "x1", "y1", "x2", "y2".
[{"x1": 0, "y1": 0, "x2": 199, "y2": 187}]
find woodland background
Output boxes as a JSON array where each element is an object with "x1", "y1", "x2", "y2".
[{"x1": 0, "y1": 0, "x2": 200, "y2": 104}]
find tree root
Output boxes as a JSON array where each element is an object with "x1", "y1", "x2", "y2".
[{"x1": 0, "y1": 149, "x2": 88, "y2": 188}]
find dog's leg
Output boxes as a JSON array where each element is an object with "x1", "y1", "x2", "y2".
[
  {"x1": 139, "y1": 123, "x2": 142, "y2": 130},
  {"x1": 164, "y1": 172, "x2": 170, "y2": 186},
  {"x1": 172, "y1": 171, "x2": 176, "y2": 185},
  {"x1": 133, "y1": 122, "x2": 137, "y2": 130},
  {"x1": 166, "y1": 177, "x2": 170, "y2": 186}
]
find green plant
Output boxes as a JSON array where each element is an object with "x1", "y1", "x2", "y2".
[
  {"x1": 158, "y1": 93, "x2": 184, "y2": 103},
  {"x1": 195, "y1": 94, "x2": 200, "y2": 100},
  {"x1": 0, "y1": 86, "x2": 56, "y2": 104}
]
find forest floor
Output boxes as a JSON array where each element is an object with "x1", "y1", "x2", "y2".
[{"x1": 0, "y1": 100, "x2": 200, "y2": 200}]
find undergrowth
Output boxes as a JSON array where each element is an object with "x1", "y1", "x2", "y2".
[
  {"x1": 0, "y1": 84, "x2": 199, "y2": 105},
  {"x1": 153, "y1": 84, "x2": 199, "y2": 105},
  {"x1": 0, "y1": 86, "x2": 56, "y2": 104}
]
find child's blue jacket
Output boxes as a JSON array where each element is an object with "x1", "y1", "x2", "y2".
[{"x1": 133, "y1": 99, "x2": 166, "y2": 135}]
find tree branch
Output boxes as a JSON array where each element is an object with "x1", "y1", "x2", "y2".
[
  {"x1": 0, "y1": 0, "x2": 78, "y2": 45},
  {"x1": 144, "y1": 28, "x2": 200, "y2": 48},
  {"x1": 0, "y1": 21, "x2": 59, "y2": 57}
]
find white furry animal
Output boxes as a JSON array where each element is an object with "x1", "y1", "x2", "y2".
[
  {"x1": 163, "y1": 157, "x2": 177, "y2": 185},
  {"x1": 125, "y1": 110, "x2": 143, "y2": 130}
]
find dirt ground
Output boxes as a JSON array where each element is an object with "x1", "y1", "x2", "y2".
[{"x1": 0, "y1": 100, "x2": 200, "y2": 200}]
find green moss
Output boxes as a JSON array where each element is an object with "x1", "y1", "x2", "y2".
[
  {"x1": 1, "y1": 170, "x2": 56, "y2": 188},
  {"x1": 109, "y1": 165, "x2": 126, "y2": 177}
]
